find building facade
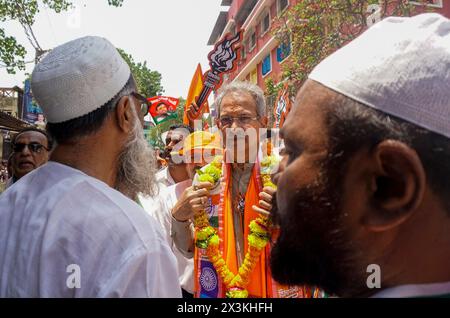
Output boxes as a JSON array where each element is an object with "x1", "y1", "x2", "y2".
[
  {"x1": 0, "y1": 87, "x2": 23, "y2": 119},
  {"x1": 208, "y1": 0, "x2": 296, "y2": 92},
  {"x1": 208, "y1": 0, "x2": 450, "y2": 93},
  {"x1": 0, "y1": 87, "x2": 29, "y2": 161}
]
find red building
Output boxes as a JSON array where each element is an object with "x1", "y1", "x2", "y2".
[
  {"x1": 208, "y1": 0, "x2": 450, "y2": 93},
  {"x1": 208, "y1": 0, "x2": 296, "y2": 92},
  {"x1": 411, "y1": 0, "x2": 450, "y2": 16}
]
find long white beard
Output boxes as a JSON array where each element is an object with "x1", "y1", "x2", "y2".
[{"x1": 116, "y1": 108, "x2": 157, "y2": 200}]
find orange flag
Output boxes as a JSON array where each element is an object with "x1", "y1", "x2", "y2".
[{"x1": 184, "y1": 63, "x2": 210, "y2": 126}]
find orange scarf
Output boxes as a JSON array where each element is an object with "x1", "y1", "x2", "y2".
[{"x1": 194, "y1": 160, "x2": 307, "y2": 298}]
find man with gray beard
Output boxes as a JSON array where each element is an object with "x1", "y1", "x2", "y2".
[{"x1": 0, "y1": 36, "x2": 181, "y2": 297}]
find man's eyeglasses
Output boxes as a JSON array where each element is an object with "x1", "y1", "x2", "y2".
[
  {"x1": 12, "y1": 142, "x2": 49, "y2": 154},
  {"x1": 131, "y1": 92, "x2": 150, "y2": 117},
  {"x1": 219, "y1": 116, "x2": 259, "y2": 127}
]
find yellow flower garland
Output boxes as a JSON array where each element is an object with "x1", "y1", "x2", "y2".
[{"x1": 194, "y1": 154, "x2": 277, "y2": 298}]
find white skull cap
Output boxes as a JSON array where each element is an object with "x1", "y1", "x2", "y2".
[
  {"x1": 309, "y1": 13, "x2": 450, "y2": 138},
  {"x1": 31, "y1": 36, "x2": 131, "y2": 123}
]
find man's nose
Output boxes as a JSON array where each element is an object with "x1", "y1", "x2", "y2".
[
  {"x1": 19, "y1": 145, "x2": 32, "y2": 156},
  {"x1": 230, "y1": 119, "x2": 240, "y2": 129}
]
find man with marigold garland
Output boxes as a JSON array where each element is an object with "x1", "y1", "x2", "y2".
[{"x1": 179, "y1": 81, "x2": 320, "y2": 298}]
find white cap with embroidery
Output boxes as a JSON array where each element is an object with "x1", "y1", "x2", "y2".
[
  {"x1": 309, "y1": 13, "x2": 450, "y2": 138},
  {"x1": 31, "y1": 36, "x2": 131, "y2": 123}
]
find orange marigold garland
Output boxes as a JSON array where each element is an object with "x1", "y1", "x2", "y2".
[{"x1": 193, "y1": 154, "x2": 278, "y2": 298}]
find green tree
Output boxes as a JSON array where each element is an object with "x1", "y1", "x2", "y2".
[
  {"x1": 117, "y1": 48, "x2": 164, "y2": 98},
  {"x1": 271, "y1": 0, "x2": 432, "y2": 92},
  {"x1": 0, "y1": 0, "x2": 124, "y2": 74}
]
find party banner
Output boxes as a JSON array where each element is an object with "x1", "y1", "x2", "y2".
[
  {"x1": 147, "y1": 96, "x2": 179, "y2": 125},
  {"x1": 23, "y1": 79, "x2": 46, "y2": 127}
]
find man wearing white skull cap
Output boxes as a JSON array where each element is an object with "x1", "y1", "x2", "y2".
[
  {"x1": 271, "y1": 13, "x2": 450, "y2": 298},
  {"x1": 0, "y1": 36, "x2": 181, "y2": 297}
]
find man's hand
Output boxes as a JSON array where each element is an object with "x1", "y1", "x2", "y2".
[
  {"x1": 187, "y1": 101, "x2": 201, "y2": 122},
  {"x1": 171, "y1": 182, "x2": 213, "y2": 222},
  {"x1": 252, "y1": 186, "x2": 276, "y2": 216}
]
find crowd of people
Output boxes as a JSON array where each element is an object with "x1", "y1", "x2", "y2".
[
  {"x1": 0, "y1": 160, "x2": 9, "y2": 192},
  {"x1": 0, "y1": 13, "x2": 449, "y2": 298}
]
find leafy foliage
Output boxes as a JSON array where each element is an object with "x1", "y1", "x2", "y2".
[
  {"x1": 0, "y1": 0, "x2": 123, "y2": 74},
  {"x1": 271, "y1": 0, "x2": 430, "y2": 92},
  {"x1": 117, "y1": 48, "x2": 164, "y2": 98}
]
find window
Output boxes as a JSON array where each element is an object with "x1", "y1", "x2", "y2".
[
  {"x1": 250, "y1": 68, "x2": 258, "y2": 84},
  {"x1": 241, "y1": 45, "x2": 247, "y2": 60},
  {"x1": 408, "y1": 0, "x2": 443, "y2": 7},
  {"x1": 260, "y1": 11, "x2": 271, "y2": 36},
  {"x1": 277, "y1": 37, "x2": 292, "y2": 62},
  {"x1": 277, "y1": 0, "x2": 289, "y2": 15},
  {"x1": 248, "y1": 30, "x2": 256, "y2": 52},
  {"x1": 261, "y1": 53, "x2": 272, "y2": 77}
]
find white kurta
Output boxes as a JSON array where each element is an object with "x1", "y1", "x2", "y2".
[
  {"x1": 139, "y1": 179, "x2": 194, "y2": 294},
  {"x1": 155, "y1": 167, "x2": 176, "y2": 188},
  {"x1": 138, "y1": 167, "x2": 176, "y2": 209},
  {"x1": 0, "y1": 162, "x2": 181, "y2": 298}
]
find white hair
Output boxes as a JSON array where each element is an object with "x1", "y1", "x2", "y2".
[
  {"x1": 115, "y1": 105, "x2": 157, "y2": 199},
  {"x1": 214, "y1": 81, "x2": 266, "y2": 118}
]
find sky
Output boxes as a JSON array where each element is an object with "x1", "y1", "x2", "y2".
[{"x1": 0, "y1": 0, "x2": 225, "y2": 98}]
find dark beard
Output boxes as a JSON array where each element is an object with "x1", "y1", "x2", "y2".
[{"x1": 270, "y1": 163, "x2": 365, "y2": 297}]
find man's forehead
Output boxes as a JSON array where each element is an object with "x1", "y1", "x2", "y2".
[
  {"x1": 282, "y1": 81, "x2": 332, "y2": 145},
  {"x1": 16, "y1": 131, "x2": 47, "y2": 142},
  {"x1": 221, "y1": 91, "x2": 257, "y2": 113}
]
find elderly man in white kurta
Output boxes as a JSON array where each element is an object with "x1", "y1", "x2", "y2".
[{"x1": 0, "y1": 36, "x2": 181, "y2": 297}]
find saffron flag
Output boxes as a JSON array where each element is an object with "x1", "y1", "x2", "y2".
[
  {"x1": 184, "y1": 63, "x2": 210, "y2": 126},
  {"x1": 273, "y1": 84, "x2": 292, "y2": 129}
]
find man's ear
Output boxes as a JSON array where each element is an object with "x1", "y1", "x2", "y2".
[
  {"x1": 115, "y1": 96, "x2": 134, "y2": 134},
  {"x1": 362, "y1": 140, "x2": 426, "y2": 232},
  {"x1": 260, "y1": 116, "x2": 268, "y2": 127}
]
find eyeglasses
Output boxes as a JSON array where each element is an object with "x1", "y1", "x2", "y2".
[
  {"x1": 12, "y1": 142, "x2": 49, "y2": 154},
  {"x1": 131, "y1": 92, "x2": 150, "y2": 117},
  {"x1": 219, "y1": 115, "x2": 259, "y2": 127}
]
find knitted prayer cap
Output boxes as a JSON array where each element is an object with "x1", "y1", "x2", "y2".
[
  {"x1": 309, "y1": 13, "x2": 450, "y2": 138},
  {"x1": 31, "y1": 36, "x2": 131, "y2": 123}
]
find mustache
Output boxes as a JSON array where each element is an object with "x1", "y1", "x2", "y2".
[
  {"x1": 226, "y1": 132, "x2": 246, "y2": 140},
  {"x1": 225, "y1": 128, "x2": 247, "y2": 142}
]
